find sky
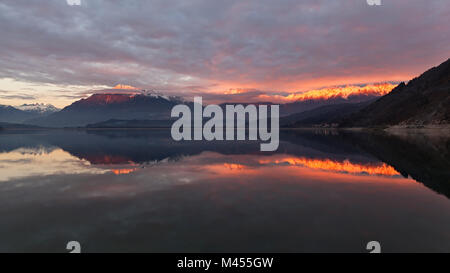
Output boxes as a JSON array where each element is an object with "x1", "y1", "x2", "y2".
[{"x1": 0, "y1": 0, "x2": 449, "y2": 108}]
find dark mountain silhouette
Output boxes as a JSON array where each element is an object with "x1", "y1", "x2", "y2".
[
  {"x1": 83, "y1": 97, "x2": 381, "y2": 129},
  {"x1": 1, "y1": 85, "x2": 388, "y2": 128},
  {"x1": 86, "y1": 119, "x2": 174, "y2": 128},
  {"x1": 341, "y1": 58, "x2": 450, "y2": 127},
  {"x1": 280, "y1": 93, "x2": 382, "y2": 117},
  {"x1": 0, "y1": 122, "x2": 42, "y2": 129},
  {"x1": 280, "y1": 100, "x2": 374, "y2": 127},
  {"x1": 21, "y1": 95, "x2": 377, "y2": 128},
  {"x1": 27, "y1": 93, "x2": 185, "y2": 127},
  {"x1": 0, "y1": 105, "x2": 37, "y2": 123}
]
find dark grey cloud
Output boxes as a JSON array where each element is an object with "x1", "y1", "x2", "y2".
[
  {"x1": 0, "y1": 94, "x2": 36, "y2": 100},
  {"x1": 0, "y1": 90, "x2": 36, "y2": 100},
  {"x1": 0, "y1": 0, "x2": 449, "y2": 96},
  {"x1": 191, "y1": 89, "x2": 268, "y2": 103}
]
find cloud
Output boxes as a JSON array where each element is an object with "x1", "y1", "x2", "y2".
[
  {"x1": 0, "y1": 0, "x2": 449, "y2": 102},
  {"x1": 0, "y1": 94, "x2": 37, "y2": 100},
  {"x1": 113, "y1": 84, "x2": 138, "y2": 90},
  {"x1": 0, "y1": 90, "x2": 36, "y2": 100},
  {"x1": 190, "y1": 89, "x2": 267, "y2": 103}
]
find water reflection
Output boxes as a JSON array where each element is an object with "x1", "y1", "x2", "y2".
[
  {"x1": 0, "y1": 147, "x2": 108, "y2": 181},
  {"x1": 0, "y1": 129, "x2": 449, "y2": 252},
  {"x1": 258, "y1": 156, "x2": 400, "y2": 176}
]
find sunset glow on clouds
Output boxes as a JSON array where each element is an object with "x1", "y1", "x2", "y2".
[
  {"x1": 0, "y1": 0, "x2": 449, "y2": 107},
  {"x1": 257, "y1": 83, "x2": 397, "y2": 103},
  {"x1": 113, "y1": 84, "x2": 139, "y2": 91}
]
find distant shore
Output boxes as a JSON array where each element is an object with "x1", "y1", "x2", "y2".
[{"x1": 1, "y1": 124, "x2": 450, "y2": 133}]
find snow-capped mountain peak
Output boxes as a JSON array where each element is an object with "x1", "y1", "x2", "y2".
[
  {"x1": 16, "y1": 103, "x2": 60, "y2": 114},
  {"x1": 139, "y1": 90, "x2": 187, "y2": 103},
  {"x1": 140, "y1": 90, "x2": 173, "y2": 101}
]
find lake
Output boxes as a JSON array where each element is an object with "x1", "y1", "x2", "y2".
[{"x1": 0, "y1": 129, "x2": 449, "y2": 252}]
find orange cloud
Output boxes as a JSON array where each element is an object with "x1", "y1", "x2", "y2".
[
  {"x1": 260, "y1": 83, "x2": 397, "y2": 103},
  {"x1": 198, "y1": 82, "x2": 397, "y2": 104},
  {"x1": 287, "y1": 83, "x2": 395, "y2": 100},
  {"x1": 113, "y1": 84, "x2": 138, "y2": 90}
]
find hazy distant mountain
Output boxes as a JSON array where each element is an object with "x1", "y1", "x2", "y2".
[
  {"x1": 281, "y1": 100, "x2": 374, "y2": 128},
  {"x1": 341, "y1": 58, "x2": 450, "y2": 128},
  {"x1": 86, "y1": 119, "x2": 174, "y2": 128},
  {"x1": 0, "y1": 121, "x2": 42, "y2": 129},
  {"x1": 16, "y1": 103, "x2": 59, "y2": 115},
  {"x1": 88, "y1": 100, "x2": 375, "y2": 129},
  {"x1": 0, "y1": 103, "x2": 59, "y2": 124},
  {"x1": 13, "y1": 82, "x2": 396, "y2": 128},
  {"x1": 214, "y1": 92, "x2": 383, "y2": 120},
  {"x1": 279, "y1": 83, "x2": 394, "y2": 116},
  {"x1": 280, "y1": 94, "x2": 379, "y2": 117},
  {"x1": 27, "y1": 93, "x2": 185, "y2": 127},
  {"x1": 0, "y1": 105, "x2": 37, "y2": 123}
]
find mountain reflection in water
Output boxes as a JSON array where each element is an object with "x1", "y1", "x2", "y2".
[{"x1": 0, "y1": 129, "x2": 449, "y2": 252}]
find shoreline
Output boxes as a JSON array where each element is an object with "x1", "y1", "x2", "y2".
[{"x1": 1, "y1": 124, "x2": 449, "y2": 132}]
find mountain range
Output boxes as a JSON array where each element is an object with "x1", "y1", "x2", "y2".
[
  {"x1": 281, "y1": 58, "x2": 450, "y2": 128},
  {"x1": 15, "y1": 103, "x2": 60, "y2": 115},
  {"x1": 0, "y1": 103, "x2": 59, "y2": 124},
  {"x1": 340, "y1": 58, "x2": 450, "y2": 128},
  {"x1": 27, "y1": 93, "x2": 185, "y2": 127},
  {"x1": 280, "y1": 100, "x2": 375, "y2": 128},
  {"x1": 6, "y1": 91, "x2": 384, "y2": 128},
  {"x1": 0, "y1": 58, "x2": 448, "y2": 129}
]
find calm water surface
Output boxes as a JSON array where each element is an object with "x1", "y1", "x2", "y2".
[{"x1": 0, "y1": 129, "x2": 449, "y2": 252}]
